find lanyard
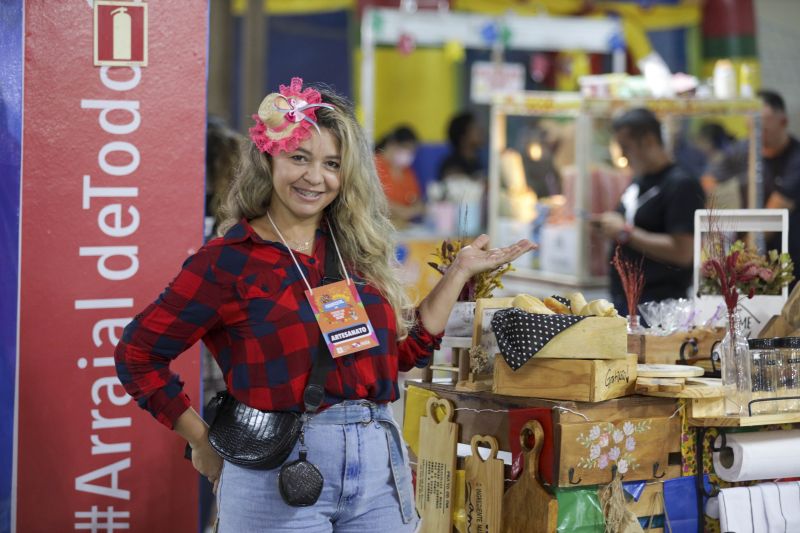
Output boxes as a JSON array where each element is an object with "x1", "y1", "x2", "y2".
[{"x1": 265, "y1": 211, "x2": 351, "y2": 291}]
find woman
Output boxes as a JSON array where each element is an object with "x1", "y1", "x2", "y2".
[
  {"x1": 114, "y1": 78, "x2": 534, "y2": 532},
  {"x1": 374, "y1": 125, "x2": 424, "y2": 226}
]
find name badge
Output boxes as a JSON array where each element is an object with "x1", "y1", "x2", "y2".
[{"x1": 305, "y1": 279, "x2": 380, "y2": 358}]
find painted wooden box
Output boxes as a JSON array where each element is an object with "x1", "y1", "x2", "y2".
[{"x1": 553, "y1": 398, "x2": 682, "y2": 487}]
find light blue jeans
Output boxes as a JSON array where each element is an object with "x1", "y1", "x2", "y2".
[{"x1": 216, "y1": 400, "x2": 419, "y2": 532}]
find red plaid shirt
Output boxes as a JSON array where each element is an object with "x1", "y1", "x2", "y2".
[{"x1": 114, "y1": 219, "x2": 442, "y2": 428}]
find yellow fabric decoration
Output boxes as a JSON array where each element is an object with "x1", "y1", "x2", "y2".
[
  {"x1": 264, "y1": 0, "x2": 354, "y2": 15},
  {"x1": 555, "y1": 50, "x2": 591, "y2": 92},
  {"x1": 620, "y1": 16, "x2": 653, "y2": 64},
  {"x1": 453, "y1": 0, "x2": 583, "y2": 15},
  {"x1": 595, "y1": 2, "x2": 700, "y2": 31},
  {"x1": 452, "y1": 0, "x2": 700, "y2": 67},
  {"x1": 402, "y1": 386, "x2": 442, "y2": 457},
  {"x1": 454, "y1": 0, "x2": 700, "y2": 31}
]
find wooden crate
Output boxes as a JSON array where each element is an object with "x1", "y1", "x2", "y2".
[
  {"x1": 493, "y1": 354, "x2": 637, "y2": 402},
  {"x1": 553, "y1": 398, "x2": 681, "y2": 487},
  {"x1": 627, "y1": 327, "x2": 725, "y2": 364},
  {"x1": 535, "y1": 316, "x2": 628, "y2": 360}
]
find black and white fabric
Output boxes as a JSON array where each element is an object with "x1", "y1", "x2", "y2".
[
  {"x1": 552, "y1": 295, "x2": 571, "y2": 308},
  {"x1": 491, "y1": 307, "x2": 586, "y2": 371}
]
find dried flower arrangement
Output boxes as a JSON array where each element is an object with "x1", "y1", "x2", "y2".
[
  {"x1": 428, "y1": 239, "x2": 514, "y2": 302},
  {"x1": 700, "y1": 239, "x2": 794, "y2": 301},
  {"x1": 611, "y1": 245, "x2": 645, "y2": 327}
]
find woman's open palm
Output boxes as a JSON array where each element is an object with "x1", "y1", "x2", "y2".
[{"x1": 453, "y1": 234, "x2": 537, "y2": 278}]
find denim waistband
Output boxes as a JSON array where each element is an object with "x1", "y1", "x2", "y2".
[
  {"x1": 307, "y1": 400, "x2": 415, "y2": 524},
  {"x1": 308, "y1": 400, "x2": 393, "y2": 426}
]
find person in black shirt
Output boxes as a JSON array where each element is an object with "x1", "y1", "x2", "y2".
[
  {"x1": 595, "y1": 108, "x2": 706, "y2": 314},
  {"x1": 438, "y1": 111, "x2": 485, "y2": 180},
  {"x1": 759, "y1": 91, "x2": 800, "y2": 290},
  {"x1": 704, "y1": 90, "x2": 800, "y2": 290}
]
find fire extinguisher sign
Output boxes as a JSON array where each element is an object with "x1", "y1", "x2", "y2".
[{"x1": 94, "y1": 1, "x2": 148, "y2": 67}]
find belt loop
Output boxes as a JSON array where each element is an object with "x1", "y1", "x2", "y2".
[{"x1": 360, "y1": 400, "x2": 373, "y2": 426}]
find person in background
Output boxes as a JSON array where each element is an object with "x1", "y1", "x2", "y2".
[
  {"x1": 205, "y1": 115, "x2": 242, "y2": 239},
  {"x1": 696, "y1": 122, "x2": 740, "y2": 209},
  {"x1": 758, "y1": 90, "x2": 800, "y2": 288},
  {"x1": 114, "y1": 77, "x2": 535, "y2": 532},
  {"x1": 438, "y1": 111, "x2": 485, "y2": 181},
  {"x1": 705, "y1": 90, "x2": 800, "y2": 289},
  {"x1": 374, "y1": 125, "x2": 424, "y2": 227},
  {"x1": 594, "y1": 108, "x2": 705, "y2": 315}
]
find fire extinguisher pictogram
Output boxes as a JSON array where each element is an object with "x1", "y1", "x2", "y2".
[
  {"x1": 111, "y1": 6, "x2": 131, "y2": 60},
  {"x1": 94, "y1": 1, "x2": 148, "y2": 67}
]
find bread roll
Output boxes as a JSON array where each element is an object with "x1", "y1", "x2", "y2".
[
  {"x1": 512, "y1": 294, "x2": 554, "y2": 315},
  {"x1": 544, "y1": 297, "x2": 572, "y2": 315},
  {"x1": 567, "y1": 292, "x2": 588, "y2": 314},
  {"x1": 579, "y1": 299, "x2": 615, "y2": 317}
]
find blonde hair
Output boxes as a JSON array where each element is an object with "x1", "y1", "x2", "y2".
[{"x1": 218, "y1": 87, "x2": 414, "y2": 337}]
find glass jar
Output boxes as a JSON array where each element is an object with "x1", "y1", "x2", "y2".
[
  {"x1": 720, "y1": 311, "x2": 752, "y2": 416},
  {"x1": 777, "y1": 337, "x2": 800, "y2": 412},
  {"x1": 748, "y1": 337, "x2": 778, "y2": 415}
]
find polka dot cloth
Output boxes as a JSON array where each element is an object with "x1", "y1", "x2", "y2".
[
  {"x1": 552, "y1": 295, "x2": 571, "y2": 308},
  {"x1": 491, "y1": 307, "x2": 586, "y2": 371}
]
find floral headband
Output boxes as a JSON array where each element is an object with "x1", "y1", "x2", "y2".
[{"x1": 248, "y1": 77, "x2": 334, "y2": 156}]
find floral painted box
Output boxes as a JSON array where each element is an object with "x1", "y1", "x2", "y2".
[{"x1": 553, "y1": 400, "x2": 681, "y2": 487}]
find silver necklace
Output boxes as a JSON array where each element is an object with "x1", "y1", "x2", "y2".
[
  {"x1": 265, "y1": 213, "x2": 313, "y2": 252},
  {"x1": 286, "y1": 237, "x2": 313, "y2": 253}
]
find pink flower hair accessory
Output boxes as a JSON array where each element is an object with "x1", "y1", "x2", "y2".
[{"x1": 249, "y1": 77, "x2": 334, "y2": 156}]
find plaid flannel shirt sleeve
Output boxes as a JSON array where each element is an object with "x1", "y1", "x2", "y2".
[
  {"x1": 114, "y1": 247, "x2": 223, "y2": 429},
  {"x1": 397, "y1": 310, "x2": 443, "y2": 372}
]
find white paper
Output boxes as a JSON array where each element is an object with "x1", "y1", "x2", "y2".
[{"x1": 713, "y1": 430, "x2": 800, "y2": 482}]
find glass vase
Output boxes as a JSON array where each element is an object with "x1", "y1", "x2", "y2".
[
  {"x1": 720, "y1": 310, "x2": 752, "y2": 416},
  {"x1": 626, "y1": 314, "x2": 644, "y2": 334}
]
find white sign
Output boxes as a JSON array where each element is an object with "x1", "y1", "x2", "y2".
[
  {"x1": 540, "y1": 223, "x2": 578, "y2": 276},
  {"x1": 470, "y1": 61, "x2": 525, "y2": 104},
  {"x1": 692, "y1": 209, "x2": 789, "y2": 335}
]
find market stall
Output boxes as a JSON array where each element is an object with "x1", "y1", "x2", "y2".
[
  {"x1": 403, "y1": 260, "x2": 800, "y2": 532},
  {"x1": 486, "y1": 92, "x2": 763, "y2": 298}
]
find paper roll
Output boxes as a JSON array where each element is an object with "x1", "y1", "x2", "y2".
[{"x1": 713, "y1": 430, "x2": 800, "y2": 482}]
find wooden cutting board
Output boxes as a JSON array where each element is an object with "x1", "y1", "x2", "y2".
[
  {"x1": 501, "y1": 420, "x2": 558, "y2": 533},
  {"x1": 416, "y1": 397, "x2": 458, "y2": 533},
  {"x1": 636, "y1": 363, "x2": 704, "y2": 378},
  {"x1": 465, "y1": 435, "x2": 503, "y2": 533}
]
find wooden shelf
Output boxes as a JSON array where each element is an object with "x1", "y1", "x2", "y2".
[
  {"x1": 689, "y1": 412, "x2": 800, "y2": 427},
  {"x1": 638, "y1": 385, "x2": 726, "y2": 399}
]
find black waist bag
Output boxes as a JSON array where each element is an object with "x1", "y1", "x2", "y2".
[{"x1": 206, "y1": 391, "x2": 302, "y2": 470}]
